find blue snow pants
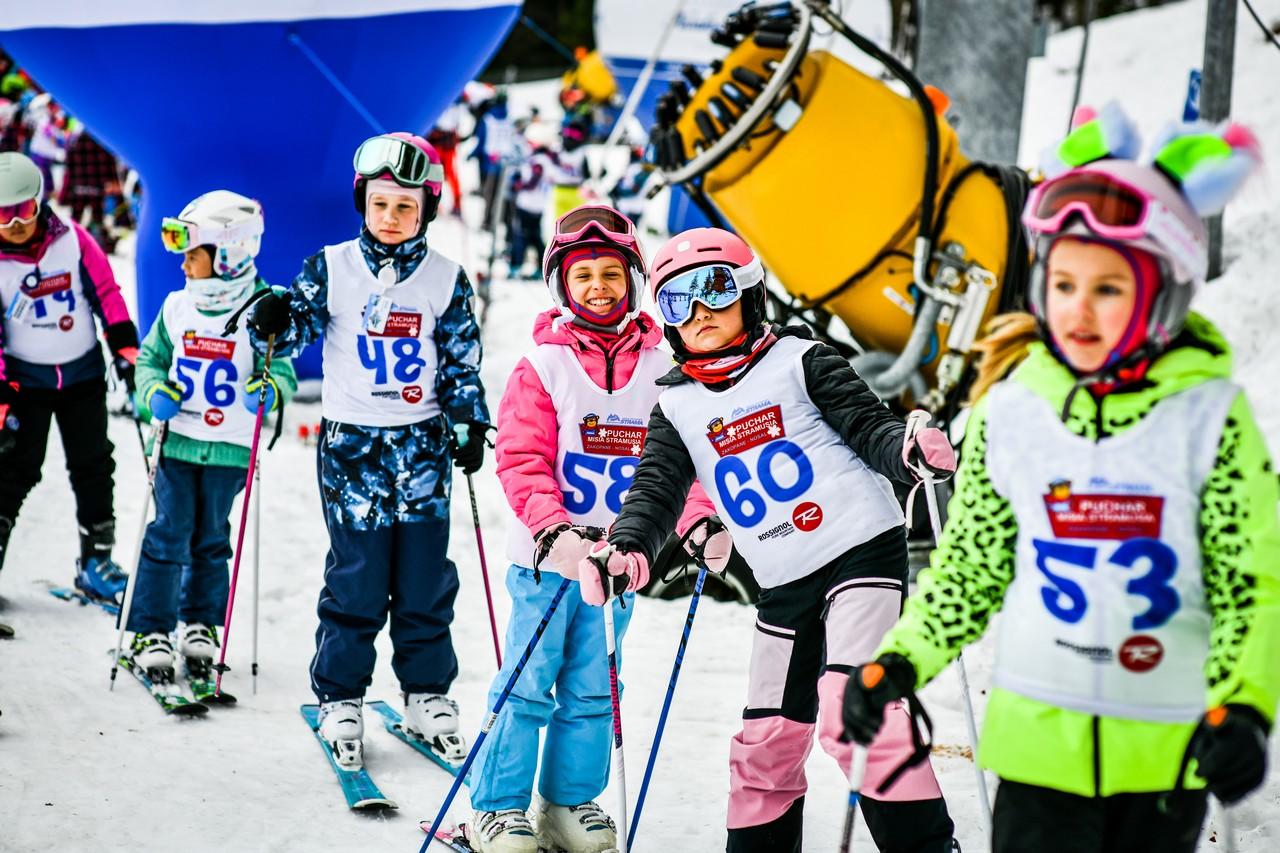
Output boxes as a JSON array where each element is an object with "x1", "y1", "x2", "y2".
[
  {"x1": 125, "y1": 458, "x2": 246, "y2": 634},
  {"x1": 469, "y1": 565, "x2": 634, "y2": 812},
  {"x1": 309, "y1": 417, "x2": 460, "y2": 702}
]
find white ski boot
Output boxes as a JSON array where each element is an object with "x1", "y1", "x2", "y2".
[
  {"x1": 129, "y1": 632, "x2": 175, "y2": 677},
  {"x1": 179, "y1": 622, "x2": 219, "y2": 678},
  {"x1": 469, "y1": 809, "x2": 539, "y2": 853},
  {"x1": 404, "y1": 692, "x2": 467, "y2": 764},
  {"x1": 318, "y1": 698, "x2": 364, "y2": 770},
  {"x1": 536, "y1": 800, "x2": 618, "y2": 853}
]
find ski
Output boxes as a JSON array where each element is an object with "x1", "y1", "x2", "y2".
[
  {"x1": 112, "y1": 653, "x2": 209, "y2": 717},
  {"x1": 184, "y1": 657, "x2": 237, "y2": 706},
  {"x1": 49, "y1": 585, "x2": 120, "y2": 616},
  {"x1": 299, "y1": 704, "x2": 397, "y2": 811},
  {"x1": 367, "y1": 700, "x2": 464, "y2": 778},
  {"x1": 0, "y1": 622, "x2": 13, "y2": 639},
  {"x1": 426, "y1": 823, "x2": 477, "y2": 852}
]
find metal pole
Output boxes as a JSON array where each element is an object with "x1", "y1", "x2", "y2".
[
  {"x1": 251, "y1": 458, "x2": 262, "y2": 694},
  {"x1": 1201, "y1": 0, "x2": 1237, "y2": 280}
]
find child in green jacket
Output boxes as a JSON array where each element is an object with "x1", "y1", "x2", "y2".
[
  {"x1": 125, "y1": 191, "x2": 296, "y2": 691},
  {"x1": 843, "y1": 105, "x2": 1278, "y2": 852}
]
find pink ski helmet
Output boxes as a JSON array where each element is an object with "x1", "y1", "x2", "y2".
[
  {"x1": 351, "y1": 132, "x2": 444, "y2": 234},
  {"x1": 650, "y1": 228, "x2": 767, "y2": 357}
]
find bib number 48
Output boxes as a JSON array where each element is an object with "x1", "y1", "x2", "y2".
[
  {"x1": 1032, "y1": 537, "x2": 1180, "y2": 630},
  {"x1": 713, "y1": 440, "x2": 814, "y2": 528},
  {"x1": 358, "y1": 335, "x2": 426, "y2": 386}
]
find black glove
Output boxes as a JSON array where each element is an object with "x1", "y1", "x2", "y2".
[
  {"x1": 104, "y1": 321, "x2": 139, "y2": 394},
  {"x1": 0, "y1": 380, "x2": 19, "y2": 456},
  {"x1": 1190, "y1": 704, "x2": 1270, "y2": 804},
  {"x1": 450, "y1": 421, "x2": 491, "y2": 475},
  {"x1": 247, "y1": 291, "x2": 291, "y2": 337},
  {"x1": 841, "y1": 653, "x2": 919, "y2": 746}
]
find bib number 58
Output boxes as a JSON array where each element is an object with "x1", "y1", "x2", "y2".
[
  {"x1": 562, "y1": 452, "x2": 638, "y2": 514},
  {"x1": 713, "y1": 440, "x2": 814, "y2": 528}
]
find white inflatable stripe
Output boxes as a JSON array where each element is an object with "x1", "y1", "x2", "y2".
[{"x1": 3, "y1": 0, "x2": 516, "y2": 30}]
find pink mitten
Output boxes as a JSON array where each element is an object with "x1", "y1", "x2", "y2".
[
  {"x1": 578, "y1": 541, "x2": 650, "y2": 606},
  {"x1": 902, "y1": 423, "x2": 956, "y2": 481},
  {"x1": 684, "y1": 516, "x2": 733, "y2": 573},
  {"x1": 533, "y1": 524, "x2": 598, "y2": 580}
]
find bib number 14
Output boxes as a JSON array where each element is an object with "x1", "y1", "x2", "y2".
[{"x1": 1032, "y1": 537, "x2": 1180, "y2": 630}]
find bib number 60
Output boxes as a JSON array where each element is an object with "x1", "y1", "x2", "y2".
[
  {"x1": 713, "y1": 440, "x2": 814, "y2": 528},
  {"x1": 1032, "y1": 537, "x2": 1180, "y2": 630}
]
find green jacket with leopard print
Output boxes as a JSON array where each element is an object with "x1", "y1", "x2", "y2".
[{"x1": 878, "y1": 312, "x2": 1280, "y2": 796}]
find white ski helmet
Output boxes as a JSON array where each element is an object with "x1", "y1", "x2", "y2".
[
  {"x1": 0, "y1": 151, "x2": 44, "y2": 209},
  {"x1": 161, "y1": 190, "x2": 264, "y2": 281}
]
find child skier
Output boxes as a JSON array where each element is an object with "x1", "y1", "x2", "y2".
[
  {"x1": 0, "y1": 151, "x2": 138, "y2": 600},
  {"x1": 126, "y1": 190, "x2": 296, "y2": 688},
  {"x1": 465, "y1": 204, "x2": 721, "y2": 853},
  {"x1": 842, "y1": 107, "x2": 1278, "y2": 853},
  {"x1": 582, "y1": 228, "x2": 958, "y2": 852},
  {"x1": 506, "y1": 131, "x2": 555, "y2": 280},
  {"x1": 247, "y1": 132, "x2": 489, "y2": 769}
]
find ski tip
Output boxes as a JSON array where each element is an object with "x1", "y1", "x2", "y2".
[
  {"x1": 171, "y1": 702, "x2": 210, "y2": 717},
  {"x1": 354, "y1": 797, "x2": 399, "y2": 811}
]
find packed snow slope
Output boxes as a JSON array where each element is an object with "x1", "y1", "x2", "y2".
[{"x1": 1, "y1": 1, "x2": 1278, "y2": 850}]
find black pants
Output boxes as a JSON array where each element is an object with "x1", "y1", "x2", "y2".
[
  {"x1": 993, "y1": 779, "x2": 1208, "y2": 853},
  {"x1": 508, "y1": 208, "x2": 545, "y2": 271},
  {"x1": 0, "y1": 378, "x2": 115, "y2": 528}
]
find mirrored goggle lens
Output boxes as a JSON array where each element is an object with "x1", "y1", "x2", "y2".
[
  {"x1": 1034, "y1": 173, "x2": 1146, "y2": 228},
  {"x1": 353, "y1": 136, "x2": 429, "y2": 185},
  {"x1": 656, "y1": 265, "x2": 743, "y2": 325},
  {"x1": 556, "y1": 205, "x2": 634, "y2": 238},
  {"x1": 160, "y1": 219, "x2": 194, "y2": 253},
  {"x1": 0, "y1": 198, "x2": 39, "y2": 227}
]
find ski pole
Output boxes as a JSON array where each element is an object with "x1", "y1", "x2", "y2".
[
  {"x1": 464, "y1": 467, "x2": 502, "y2": 669},
  {"x1": 213, "y1": 335, "x2": 275, "y2": 696},
  {"x1": 906, "y1": 411, "x2": 994, "y2": 836},
  {"x1": 603, "y1": 586, "x2": 630, "y2": 853},
  {"x1": 628, "y1": 564, "x2": 707, "y2": 849},
  {"x1": 251, "y1": 457, "x2": 262, "y2": 695},
  {"x1": 419, "y1": 579, "x2": 572, "y2": 851},
  {"x1": 109, "y1": 421, "x2": 168, "y2": 690},
  {"x1": 838, "y1": 744, "x2": 870, "y2": 853},
  {"x1": 1222, "y1": 800, "x2": 1236, "y2": 853}
]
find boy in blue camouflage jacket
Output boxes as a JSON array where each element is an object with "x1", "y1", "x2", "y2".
[{"x1": 248, "y1": 133, "x2": 489, "y2": 769}]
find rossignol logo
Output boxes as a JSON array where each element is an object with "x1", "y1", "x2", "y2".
[
  {"x1": 401, "y1": 385, "x2": 424, "y2": 404},
  {"x1": 706, "y1": 404, "x2": 785, "y2": 458},
  {"x1": 580, "y1": 413, "x2": 646, "y2": 457},
  {"x1": 367, "y1": 311, "x2": 423, "y2": 338},
  {"x1": 791, "y1": 502, "x2": 823, "y2": 532},
  {"x1": 370, "y1": 390, "x2": 401, "y2": 400},
  {"x1": 1043, "y1": 479, "x2": 1164, "y2": 539},
  {"x1": 756, "y1": 521, "x2": 795, "y2": 542},
  {"x1": 203, "y1": 408, "x2": 225, "y2": 427},
  {"x1": 1118, "y1": 634, "x2": 1164, "y2": 673},
  {"x1": 182, "y1": 330, "x2": 236, "y2": 360},
  {"x1": 1054, "y1": 638, "x2": 1113, "y2": 663},
  {"x1": 58, "y1": 315, "x2": 75, "y2": 331}
]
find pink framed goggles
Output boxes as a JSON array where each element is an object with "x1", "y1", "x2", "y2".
[
  {"x1": 1023, "y1": 170, "x2": 1205, "y2": 280},
  {"x1": 0, "y1": 198, "x2": 39, "y2": 229},
  {"x1": 553, "y1": 205, "x2": 637, "y2": 247}
]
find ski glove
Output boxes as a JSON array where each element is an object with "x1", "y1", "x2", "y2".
[
  {"x1": 902, "y1": 425, "x2": 956, "y2": 482},
  {"x1": 533, "y1": 523, "x2": 603, "y2": 580},
  {"x1": 146, "y1": 380, "x2": 184, "y2": 422},
  {"x1": 0, "y1": 381, "x2": 18, "y2": 456},
  {"x1": 243, "y1": 373, "x2": 279, "y2": 414},
  {"x1": 105, "y1": 321, "x2": 139, "y2": 393},
  {"x1": 1189, "y1": 704, "x2": 1270, "y2": 804},
  {"x1": 247, "y1": 291, "x2": 291, "y2": 337},
  {"x1": 579, "y1": 541, "x2": 649, "y2": 606},
  {"x1": 684, "y1": 515, "x2": 733, "y2": 574},
  {"x1": 841, "y1": 653, "x2": 919, "y2": 745},
  {"x1": 451, "y1": 422, "x2": 491, "y2": 475}
]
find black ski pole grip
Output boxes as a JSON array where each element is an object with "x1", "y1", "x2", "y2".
[{"x1": 731, "y1": 66, "x2": 767, "y2": 92}]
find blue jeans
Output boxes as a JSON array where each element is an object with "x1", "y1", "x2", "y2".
[
  {"x1": 125, "y1": 458, "x2": 246, "y2": 634},
  {"x1": 469, "y1": 565, "x2": 634, "y2": 812}
]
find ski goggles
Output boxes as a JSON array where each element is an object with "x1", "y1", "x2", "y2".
[
  {"x1": 0, "y1": 198, "x2": 39, "y2": 228},
  {"x1": 353, "y1": 135, "x2": 444, "y2": 187},
  {"x1": 553, "y1": 205, "x2": 637, "y2": 247},
  {"x1": 160, "y1": 216, "x2": 263, "y2": 254},
  {"x1": 655, "y1": 258, "x2": 764, "y2": 326},
  {"x1": 1024, "y1": 170, "x2": 1206, "y2": 279}
]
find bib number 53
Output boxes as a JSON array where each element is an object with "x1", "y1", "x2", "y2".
[
  {"x1": 713, "y1": 440, "x2": 814, "y2": 528},
  {"x1": 1032, "y1": 537, "x2": 1180, "y2": 630}
]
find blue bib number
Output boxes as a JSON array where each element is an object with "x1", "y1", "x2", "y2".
[
  {"x1": 357, "y1": 334, "x2": 426, "y2": 386},
  {"x1": 562, "y1": 451, "x2": 638, "y2": 515},
  {"x1": 713, "y1": 439, "x2": 814, "y2": 528},
  {"x1": 1032, "y1": 537, "x2": 1180, "y2": 630},
  {"x1": 174, "y1": 357, "x2": 239, "y2": 407},
  {"x1": 31, "y1": 289, "x2": 76, "y2": 319}
]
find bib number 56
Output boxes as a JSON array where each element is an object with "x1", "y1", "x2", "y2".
[
  {"x1": 713, "y1": 440, "x2": 814, "y2": 528},
  {"x1": 174, "y1": 357, "x2": 238, "y2": 406}
]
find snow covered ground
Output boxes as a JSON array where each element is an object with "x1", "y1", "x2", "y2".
[{"x1": 2, "y1": 1, "x2": 1279, "y2": 850}]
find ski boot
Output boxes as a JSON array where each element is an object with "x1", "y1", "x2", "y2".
[
  {"x1": 318, "y1": 698, "x2": 364, "y2": 770},
  {"x1": 536, "y1": 800, "x2": 618, "y2": 853},
  {"x1": 404, "y1": 692, "x2": 467, "y2": 765},
  {"x1": 130, "y1": 631, "x2": 177, "y2": 681},
  {"x1": 74, "y1": 521, "x2": 128, "y2": 605},
  {"x1": 179, "y1": 622, "x2": 219, "y2": 680},
  {"x1": 0, "y1": 515, "x2": 13, "y2": 575},
  {"x1": 469, "y1": 809, "x2": 539, "y2": 853}
]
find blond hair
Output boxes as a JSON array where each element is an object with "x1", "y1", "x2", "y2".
[{"x1": 966, "y1": 312, "x2": 1040, "y2": 405}]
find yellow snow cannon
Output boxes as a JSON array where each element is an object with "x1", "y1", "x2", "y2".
[{"x1": 648, "y1": 0, "x2": 1032, "y2": 421}]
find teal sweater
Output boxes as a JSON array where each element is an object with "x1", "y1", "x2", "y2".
[{"x1": 134, "y1": 279, "x2": 298, "y2": 469}]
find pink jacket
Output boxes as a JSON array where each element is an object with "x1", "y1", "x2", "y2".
[{"x1": 496, "y1": 307, "x2": 716, "y2": 541}]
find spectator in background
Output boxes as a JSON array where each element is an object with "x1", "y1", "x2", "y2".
[
  {"x1": 59, "y1": 130, "x2": 123, "y2": 254},
  {"x1": 428, "y1": 96, "x2": 467, "y2": 217}
]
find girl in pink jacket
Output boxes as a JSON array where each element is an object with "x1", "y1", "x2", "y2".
[{"x1": 465, "y1": 205, "x2": 720, "y2": 853}]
